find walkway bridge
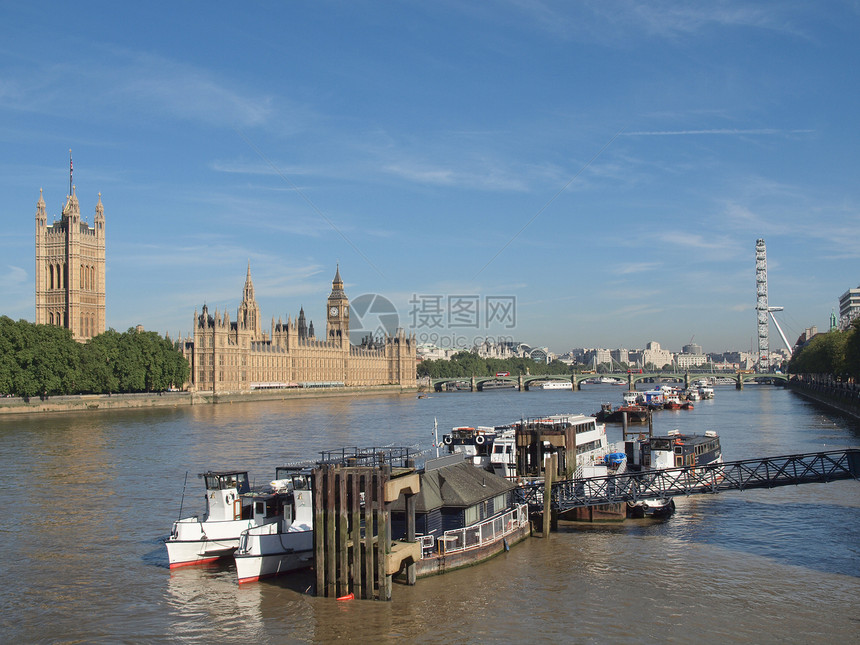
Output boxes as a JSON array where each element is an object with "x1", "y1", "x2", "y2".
[{"x1": 515, "y1": 449, "x2": 859, "y2": 512}]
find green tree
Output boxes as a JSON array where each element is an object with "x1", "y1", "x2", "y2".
[
  {"x1": 80, "y1": 329, "x2": 122, "y2": 393},
  {"x1": 788, "y1": 330, "x2": 847, "y2": 376},
  {"x1": 844, "y1": 319, "x2": 860, "y2": 381},
  {"x1": 11, "y1": 321, "x2": 81, "y2": 397}
]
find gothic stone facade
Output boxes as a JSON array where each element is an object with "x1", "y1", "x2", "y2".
[
  {"x1": 35, "y1": 186, "x2": 106, "y2": 342},
  {"x1": 182, "y1": 266, "x2": 416, "y2": 392}
]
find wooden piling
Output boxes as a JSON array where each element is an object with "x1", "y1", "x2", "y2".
[
  {"x1": 325, "y1": 467, "x2": 336, "y2": 598},
  {"x1": 542, "y1": 453, "x2": 554, "y2": 537},
  {"x1": 337, "y1": 471, "x2": 348, "y2": 597},
  {"x1": 313, "y1": 460, "x2": 420, "y2": 601},
  {"x1": 313, "y1": 468, "x2": 325, "y2": 595},
  {"x1": 350, "y1": 473, "x2": 362, "y2": 599},
  {"x1": 376, "y1": 468, "x2": 388, "y2": 599},
  {"x1": 363, "y1": 471, "x2": 375, "y2": 599}
]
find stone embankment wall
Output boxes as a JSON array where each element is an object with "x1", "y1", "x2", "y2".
[
  {"x1": 789, "y1": 377, "x2": 860, "y2": 421},
  {"x1": 0, "y1": 385, "x2": 414, "y2": 416}
]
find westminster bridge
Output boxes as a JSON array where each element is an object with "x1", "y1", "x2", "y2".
[{"x1": 430, "y1": 371, "x2": 789, "y2": 392}]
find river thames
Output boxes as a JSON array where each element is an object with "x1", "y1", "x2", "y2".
[{"x1": 1, "y1": 384, "x2": 858, "y2": 643}]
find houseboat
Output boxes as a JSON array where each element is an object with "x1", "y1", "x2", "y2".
[
  {"x1": 165, "y1": 470, "x2": 287, "y2": 568},
  {"x1": 623, "y1": 429, "x2": 723, "y2": 517},
  {"x1": 390, "y1": 459, "x2": 530, "y2": 578}
]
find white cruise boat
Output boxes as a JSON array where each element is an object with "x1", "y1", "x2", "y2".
[
  {"x1": 165, "y1": 470, "x2": 286, "y2": 568},
  {"x1": 541, "y1": 381, "x2": 572, "y2": 390},
  {"x1": 234, "y1": 468, "x2": 314, "y2": 584},
  {"x1": 445, "y1": 414, "x2": 609, "y2": 481}
]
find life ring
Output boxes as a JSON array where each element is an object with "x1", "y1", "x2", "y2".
[
  {"x1": 443, "y1": 435, "x2": 452, "y2": 445},
  {"x1": 475, "y1": 434, "x2": 486, "y2": 445}
]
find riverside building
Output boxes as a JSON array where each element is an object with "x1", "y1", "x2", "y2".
[{"x1": 180, "y1": 265, "x2": 416, "y2": 393}]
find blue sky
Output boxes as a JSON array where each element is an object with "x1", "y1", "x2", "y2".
[{"x1": 1, "y1": 1, "x2": 858, "y2": 355}]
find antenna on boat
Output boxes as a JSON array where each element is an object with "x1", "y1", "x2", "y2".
[
  {"x1": 434, "y1": 417, "x2": 439, "y2": 458},
  {"x1": 177, "y1": 470, "x2": 189, "y2": 521}
]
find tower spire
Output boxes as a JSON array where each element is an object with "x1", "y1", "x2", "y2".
[{"x1": 69, "y1": 149, "x2": 73, "y2": 197}]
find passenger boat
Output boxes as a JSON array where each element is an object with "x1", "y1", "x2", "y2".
[
  {"x1": 443, "y1": 414, "x2": 610, "y2": 480},
  {"x1": 541, "y1": 381, "x2": 572, "y2": 390},
  {"x1": 233, "y1": 467, "x2": 314, "y2": 584},
  {"x1": 165, "y1": 470, "x2": 287, "y2": 568}
]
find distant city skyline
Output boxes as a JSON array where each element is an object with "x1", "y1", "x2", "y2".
[{"x1": 2, "y1": 3, "x2": 858, "y2": 353}]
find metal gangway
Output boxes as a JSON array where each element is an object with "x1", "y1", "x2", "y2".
[{"x1": 515, "y1": 449, "x2": 860, "y2": 512}]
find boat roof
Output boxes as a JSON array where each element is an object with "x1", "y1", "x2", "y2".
[
  {"x1": 650, "y1": 431, "x2": 719, "y2": 445},
  {"x1": 391, "y1": 461, "x2": 516, "y2": 513},
  {"x1": 199, "y1": 470, "x2": 249, "y2": 477}
]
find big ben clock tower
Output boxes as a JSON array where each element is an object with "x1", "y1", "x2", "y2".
[{"x1": 326, "y1": 265, "x2": 349, "y2": 347}]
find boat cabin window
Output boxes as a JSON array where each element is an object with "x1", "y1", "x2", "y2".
[
  {"x1": 255, "y1": 497, "x2": 281, "y2": 517},
  {"x1": 205, "y1": 472, "x2": 250, "y2": 493},
  {"x1": 650, "y1": 438, "x2": 672, "y2": 451},
  {"x1": 291, "y1": 474, "x2": 309, "y2": 490}
]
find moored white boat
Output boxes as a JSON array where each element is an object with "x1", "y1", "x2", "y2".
[
  {"x1": 442, "y1": 426, "x2": 497, "y2": 469},
  {"x1": 233, "y1": 468, "x2": 314, "y2": 584},
  {"x1": 165, "y1": 470, "x2": 286, "y2": 568}
]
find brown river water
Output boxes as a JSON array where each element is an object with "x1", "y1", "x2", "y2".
[{"x1": 1, "y1": 385, "x2": 858, "y2": 643}]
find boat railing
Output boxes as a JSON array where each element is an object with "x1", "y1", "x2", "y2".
[
  {"x1": 433, "y1": 503, "x2": 528, "y2": 557},
  {"x1": 416, "y1": 534, "x2": 435, "y2": 558},
  {"x1": 317, "y1": 446, "x2": 418, "y2": 468}
]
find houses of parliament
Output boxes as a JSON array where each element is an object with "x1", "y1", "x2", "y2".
[
  {"x1": 34, "y1": 167, "x2": 416, "y2": 391},
  {"x1": 179, "y1": 265, "x2": 417, "y2": 392}
]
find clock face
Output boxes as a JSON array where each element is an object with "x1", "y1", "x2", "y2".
[{"x1": 330, "y1": 306, "x2": 339, "y2": 316}]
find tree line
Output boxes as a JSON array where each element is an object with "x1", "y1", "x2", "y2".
[
  {"x1": 0, "y1": 316, "x2": 190, "y2": 398},
  {"x1": 417, "y1": 352, "x2": 580, "y2": 379},
  {"x1": 787, "y1": 318, "x2": 860, "y2": 380}
]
